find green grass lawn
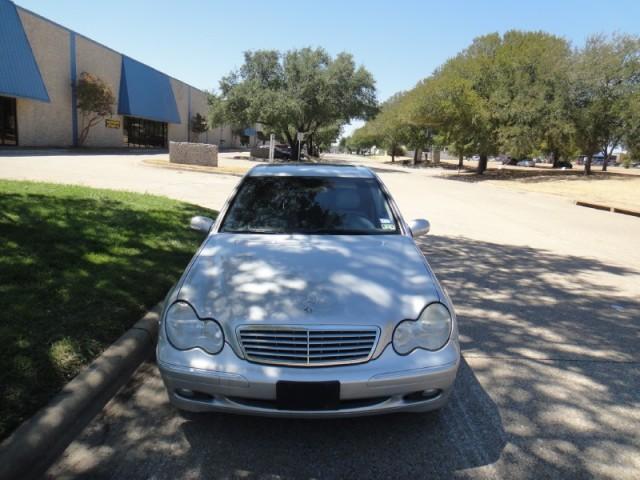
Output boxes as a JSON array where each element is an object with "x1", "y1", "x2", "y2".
[{"x1": 0, "y1": 180, "x2": 216, "y2": 440}]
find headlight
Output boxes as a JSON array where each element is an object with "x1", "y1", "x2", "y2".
[
  {"x1": 393, "y1": 302, "x2": 452, "y2": 354},
  {"x1": 165, "y1": 301, "x2": 224, "y2": 354}
]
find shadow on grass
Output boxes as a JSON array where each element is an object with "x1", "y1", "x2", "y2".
[{"x1": 0, "y1": 182, "x2": 216, "y2": 440}]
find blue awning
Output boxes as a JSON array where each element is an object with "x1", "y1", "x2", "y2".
[
  {"x1": 118, "y1": 56, "x2": 180, "y2": 124},
  {"x1": 243, "y1": 127, "x2": 257, "y2": 136},
  {"x1": 0, "y1": 0, "x2": 49, "y2": 102}
]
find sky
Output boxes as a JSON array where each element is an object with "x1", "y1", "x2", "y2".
[{"x1": 15, "y1": 0, "x2": 640, "y2": 136}]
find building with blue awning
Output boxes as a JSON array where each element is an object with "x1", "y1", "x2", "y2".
[{"x1": 0, "y1": 0, "x2": 256, "y2": 149}]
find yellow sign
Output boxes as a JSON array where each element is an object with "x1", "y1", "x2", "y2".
[{"x1": 105, "y1": 119, "x2": 121, "y2": 129}]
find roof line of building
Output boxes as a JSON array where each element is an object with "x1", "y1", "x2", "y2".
[{"x1": 13, "y1": 1, "x2": 210, "y2": 96}]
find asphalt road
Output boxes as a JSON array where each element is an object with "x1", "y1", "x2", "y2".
[{"x1": 2, "y1": 152, "x2": 638, "y2": 479}]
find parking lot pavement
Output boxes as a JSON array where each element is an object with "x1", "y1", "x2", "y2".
[
  {"x1": 2, "y1": 153, "x2": 639, "y2": 478},
  {"x1": 46, "y1": 357, "x2": 640, "y2": 479}
]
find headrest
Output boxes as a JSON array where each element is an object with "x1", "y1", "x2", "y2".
[{"x1": 335, "y1": 189, "x2": 360, "y2": 210}]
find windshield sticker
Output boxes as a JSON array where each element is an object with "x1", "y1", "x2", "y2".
[{"x1": 381, "y1": 223, "x2": 395, "y2": 230}]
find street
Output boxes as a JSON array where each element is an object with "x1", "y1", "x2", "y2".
[{"x1": 2, "y1": 152, "x2": 639, "y2": 478}]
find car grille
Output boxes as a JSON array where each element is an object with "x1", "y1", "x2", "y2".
[{"x1": 237, "y1": 326, "x2": 380, "y2": 367}]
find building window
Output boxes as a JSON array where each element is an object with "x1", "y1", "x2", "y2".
[
  {"x1": 123, "y1": 116, "x2": 167, "y2": 148},
  {"x1": 0, "y1": 96, "x2": 18, "y2": 146}
]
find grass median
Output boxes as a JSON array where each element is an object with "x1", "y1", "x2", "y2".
[{"x1": 0, "y1": 180, "x2": 216, "y2": 440}]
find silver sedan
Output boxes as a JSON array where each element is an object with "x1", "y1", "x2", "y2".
[{"x1": 157, "y1": 163, "x2": 460, "y2": 417}]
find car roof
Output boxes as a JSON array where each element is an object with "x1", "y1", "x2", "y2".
[{"x1": 247, "y1": 163, "x2": 375, "y2": 178}]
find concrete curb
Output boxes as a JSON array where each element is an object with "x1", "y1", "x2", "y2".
[
  {"x1": 575, "y1": 200, "x2": 640, "y2": 217},
  {"x1": 0, "y1": 304, "x2": 162, "y2": 480}
]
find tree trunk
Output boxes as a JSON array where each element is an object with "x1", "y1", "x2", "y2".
[
  {"x1": 584, "y1": 155, "x2": 592, "y2": 176},
  {"x1": 477, "y1": 153, "x2": 488, "y2": 174},
  {"x1": 552, "y1": 149, "x2": 560, "y2": 168},
  {"x1": 413, "y1": 148, "x2": 422, "y2": 166},
  {"x1": 458, "y1": 152, "x2": 464, "y2": 169},
  {"x1": 289, "y1": 140, "x2": 299, "y2": 162},
  {"x1": 602, "y1": 150, "x2": 609, "y2": 172},
  {"x1": 306, "y1": 134, "x2": 314, "y2": 156},
  {"x1": 391, "y1": 145, "x2": 395, "y2": 163},
  {"x1": 432, "y1": 148, "x2": 440, "y2": 165}
]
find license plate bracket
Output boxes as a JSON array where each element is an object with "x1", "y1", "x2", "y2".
[{"x1": 276, "y1": 381, "x2": 340, "y2": 410}]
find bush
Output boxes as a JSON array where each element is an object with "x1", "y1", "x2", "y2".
[{"x1": 620, "y1": 153, "x2": 632, "y2": 168}]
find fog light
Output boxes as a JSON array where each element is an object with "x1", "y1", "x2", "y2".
[
  {"x1": 175, "y1": 388, "x2": 215, "y2": 402},
  {"x1": 176, "y1": 388, "x2": 196, "y2": 399},
  {"x1": 404, "y1": 389, "x2": 442, "y2": 403},
  {"x1": 420, "y1": 388, "x2": 440, "y2": 400}
]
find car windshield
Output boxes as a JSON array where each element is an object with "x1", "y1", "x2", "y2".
[{"x1": 221, "y1": 175, "x2": 399, "y2": 234}]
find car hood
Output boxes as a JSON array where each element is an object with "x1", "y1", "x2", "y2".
[{"x1": 178, "y1": 233, "x2": 439, "y2": 330}]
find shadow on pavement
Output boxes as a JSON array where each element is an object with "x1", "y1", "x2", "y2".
[
  {"x1": 47, "y1": 358, "x2": 506, "y2": 479},
  {"x1": 416, "y1": 235, "x2": 640, "y2": 362},
  {"x1": 418, "y1": 235, "x2": 640, "y2": 478},
  {"x1": 178, "y1": 358, "x2": 504, "y2": 478},
  {"x1": 47, "y1": 234, "x2": 640, "y2": 479},
  {"x1": 0, "y1": 148, "x2": 166, "y2": 157},
  {"x1": 437, "y1": 167, "x2": 638, "y2": 183}
]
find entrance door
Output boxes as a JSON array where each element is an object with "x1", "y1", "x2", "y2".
[{"x1": 0, "y1": 96, "x2": 18, "y2": 146}]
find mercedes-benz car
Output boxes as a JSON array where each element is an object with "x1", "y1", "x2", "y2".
[{"x1": 157, "y1": 163, "x2": 460, "y2": 417}]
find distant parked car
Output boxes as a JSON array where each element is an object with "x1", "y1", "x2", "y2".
[
  {"x1": 501, "y1": 157, "x2": 517, "y2": 165},
  {"x1": 471, "y1": 154, "x2": 481, "y2": 161},
  {"x1": 555, "y1": 160, "x2": 573, "y2": 169},
  {"x1": 516, "y1": 159, "x2": 535, "y2": 167},
  {"x1": 250, "y1": 144, "x2": 304, "y2": 161}
]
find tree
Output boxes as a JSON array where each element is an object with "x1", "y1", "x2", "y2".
[
  {"x1": 209, "y1": 48, "x2": 377, "y2": 159},
  {"x1": 426, "y1": 34, "x2": 502, "y2": 173},
  {"x1": 190, "y1": 113, "x2": 209, "y2": 142},
  {"x1": 76, "y1": 72, "x2": 115, "y2": 146},
  {"x1": 408, "y1": 32, "x2": 576, "y2": 172},
  {"x1": 338, "y1": 136, "x2": 348, "y2": 152},
  {"x1": 623, "y1": 92, "x2": 640, "y2": 161},
  {"x1": 347, "y1": 124, "x2": 378, "y2": 154},
  {"x1": 569, "y1": 34, "x2": 640, "y2": 174},
  {"x1": 313, "y1": 123, "x2": 343, "y2": 154},
  {"x1": 491, "y1": 31, "x2": 575, "y2": 167},
  {"x1": 361, "y1": 92, "x2": 412, "y2": 162}
]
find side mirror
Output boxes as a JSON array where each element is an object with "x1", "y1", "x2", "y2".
[
  {"x1": 408, "y1": 219, "x2": 430, "y2": 237},
  {"x1": 190, "y1": 215, "x2": 214, "y2": 233}
]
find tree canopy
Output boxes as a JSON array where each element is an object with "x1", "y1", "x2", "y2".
[
  {"x1": 76, "y1": 72, "x2": 115, "y2": 146},
  {"x1": 569, "y1": 34, "x2": 640, "y2": 173},
  {"x1": 209, "y1": 48, "x2": 377, "y2": 156},
  {"x1": 349, "y1": 30, "x2": 640, "y2": 174}
]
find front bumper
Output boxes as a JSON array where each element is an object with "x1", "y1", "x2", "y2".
[{"x1": 157, "y1": 340, "x2": 460, "y2": 418}]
